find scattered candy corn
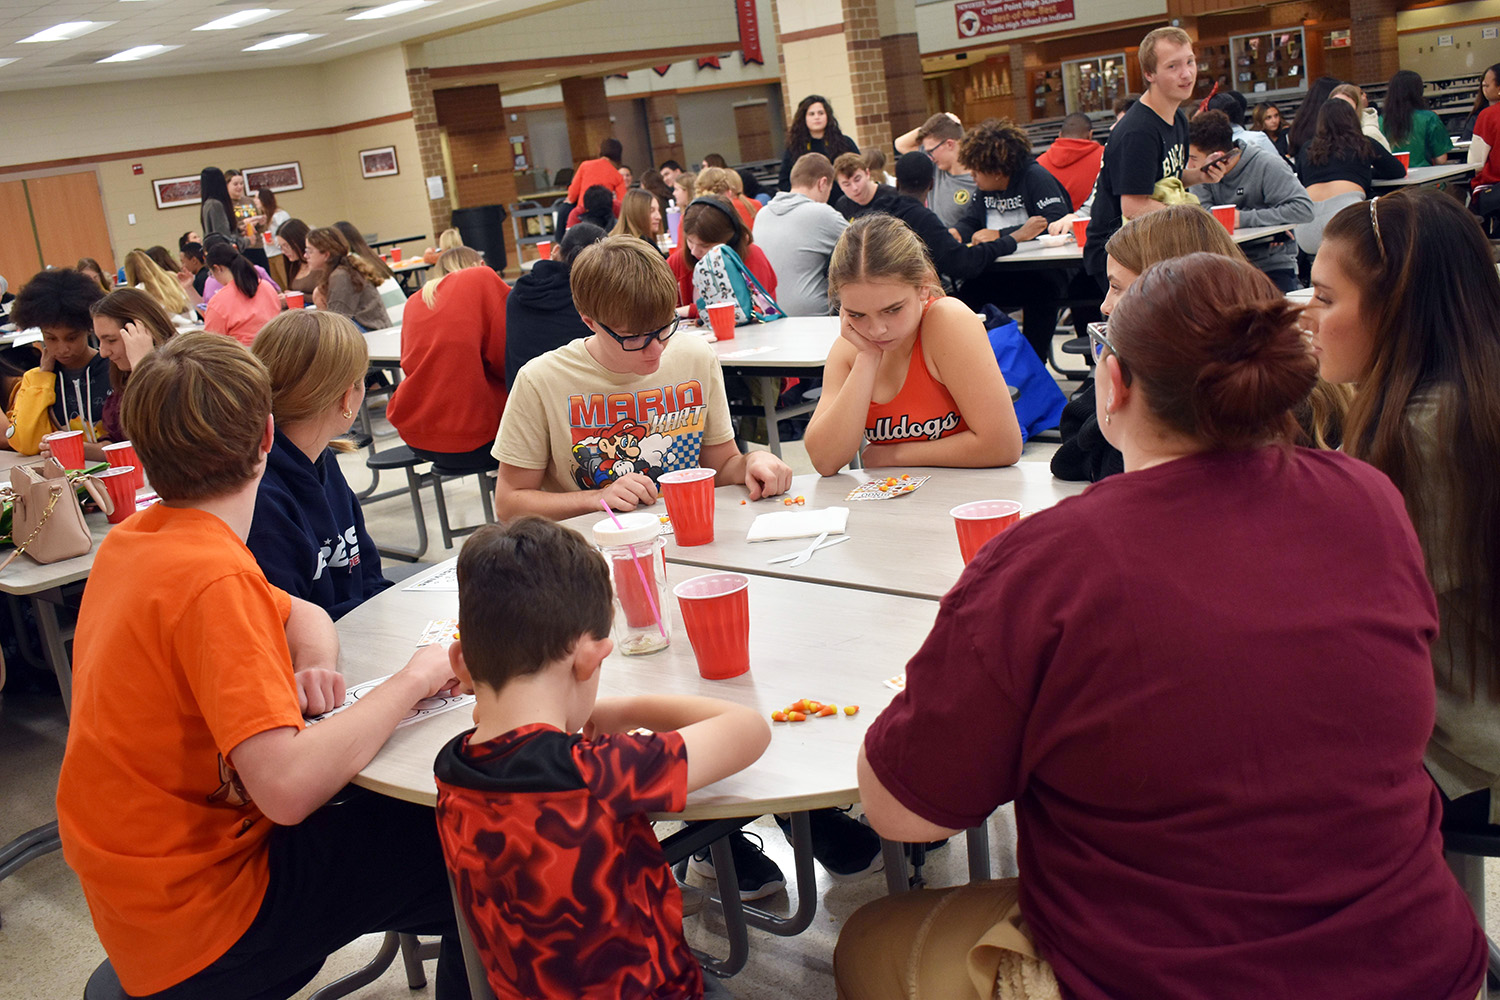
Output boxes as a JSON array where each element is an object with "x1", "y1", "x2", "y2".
[
  {"x1": 771, "y1": 710, "x2": 787, "y2": 722},
  {"x1": 787, "y1": 711, "x2": 807, "y2": 722},
  {"x1": 844, "y1": 705, "x2": 859, "y2": 715}
]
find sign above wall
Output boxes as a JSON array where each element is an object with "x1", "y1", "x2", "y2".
[{"x1": 955, "y1": 0, "x2": 1076, "y2": 39}]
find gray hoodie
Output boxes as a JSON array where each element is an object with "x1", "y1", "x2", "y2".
[
  {"x1": 1190, "y1": 140, "x2": 1313, "y2": 275},
  {"x1": 751, "y1": 191, "x2": 848, "y2": 317}
]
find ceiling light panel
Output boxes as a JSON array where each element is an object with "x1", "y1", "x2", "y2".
[
  {"x1": 194, "y1": 9, "x2": 287, "y2": 31},
  {"x1": 348, "y1": 1, "x2": 437, "y2": 21},
  {"x1": 18, "y1": 21, "x2": 114, "y2": 43},
  {"x1": 244, "y1": 32, "x2": 324, "y2": 51},
  {"x1": 98, "y1": 44, "x2": 180, "y2": 62}
]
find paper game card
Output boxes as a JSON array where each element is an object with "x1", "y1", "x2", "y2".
[
  {"x1": 305, "y1": 673, "x2": 475, "y2": 729},
  {"x1": 417, "y1": 618, "x2": 460, "y2": 647},
  {"x1": 405, "y1": 564, "x2": 458, "y2": 592},
  {"x1": 846, "y1": 475, "x2": 931, "y2": 502}
]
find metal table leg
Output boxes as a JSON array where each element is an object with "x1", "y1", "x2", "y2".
[
  {"x1": 0, "y1": 821, "x2": 63, "y2": 929},
  {"x1": 966, "y1": 824, "x2": 992, "y2": 881},
  {"x1": 32, "y1": 588, "x2": 73, "y2": 714},
  {"x1": 881, "y1": 838, "x2": 909, "y2": 894}
]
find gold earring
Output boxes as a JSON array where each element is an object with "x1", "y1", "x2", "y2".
[
  {"x1": 1104, "y1": 411, "x2": 1112, "y2": 425},
  {"x1": 341, "y1": 408, "x2": 353, "y2": 419}
]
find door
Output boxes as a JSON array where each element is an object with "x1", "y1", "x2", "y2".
[
  {"x1": 28, "y1": 171, "x2": 115, "y2": 275},
  {"x1": 0, "y1": 179, "x2": 42, "y2": 287}
]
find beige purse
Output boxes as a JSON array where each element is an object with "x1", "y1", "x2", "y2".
[{"x1": 0, "y1": 459, "x2": 112, "y2": 571}]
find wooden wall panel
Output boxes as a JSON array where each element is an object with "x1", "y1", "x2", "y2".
[
  {"x1": 0, "y1": 180, "x2": 42, "y2": 289},
  {"x1": 28, "y1": 171, "x2": 114, "y2": 274}
]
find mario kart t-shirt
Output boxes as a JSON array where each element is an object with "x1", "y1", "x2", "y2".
[{"x1": 493, "y1": 336, "x2": 736, "y2": 493}]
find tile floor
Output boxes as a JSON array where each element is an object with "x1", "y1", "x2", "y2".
[{"x1": 4, "y1": 385, "x2": 1498, "y2": 998}]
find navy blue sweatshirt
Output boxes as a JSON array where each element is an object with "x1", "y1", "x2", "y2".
[{"x1": 248, "y1": 429, "x2": 389, "y2": 620}]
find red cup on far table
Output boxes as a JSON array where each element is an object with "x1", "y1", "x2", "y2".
[
  {"x1": 1072, "y1": 217, "x2": 1088, "y2": 247},
  {"x1": 93, "y1": 466, "x2": 138, "y2": 524},
  {"x1": 951, "y1": 499, "x2": 1023, "y2": 565},
  {"x1": 391, "y1": 246, "x2": 402, "y2": 263},
  {"x1": 537, "y1": 241, "x2": 552, "y2": 260},
  {"x1": 101, "y1": 440, "x2": 144, "y2": 492},
  {"x1": 706, "y1": 301, "x2": 736, "y2": 341},
  {"x1": 42, "y1": 430, "x2": 85, "y2": 469},
  {"x1": 1394, "y1": 150, "x2": 1410, "y2": 169},
  {"x1": 1211, "y1": 204, "x2": 1237, "y2": 233},
  {"x1": 285, "y1": 290, "x2": 305, "y2": 309},
  {"x1": 657, "y1": 467, "x2": 717, "y2": 546},
  {"x1": 673, "y1": 572, "x2": 751, "y2": 680}
]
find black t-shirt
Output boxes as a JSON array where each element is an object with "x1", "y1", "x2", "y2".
[{"x1": 1084, "y1": 101, "x2": 1189, "y2": 276}]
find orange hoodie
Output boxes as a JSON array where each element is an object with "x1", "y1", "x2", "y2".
[{"x1": 1037, "y1": 137, "x2": 1104, "y2": 212}]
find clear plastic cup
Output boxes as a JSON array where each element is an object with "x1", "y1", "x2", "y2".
[
  {"x1": 657, "y1": 468, "x2": 716, "y2": 546},
  {"x1": 706, "y1": 301, "x2": 736, "y2": 341},
  {"x1": 42, "y1": 430, "x2": 85, "y2": 469},
  {"x1": 673, "y1": 572, "x2": 750, "y2": 679},
  {"x1": 592, "y1": 513, "x2": 670, "y2": 655},
  {"x1": 951, "y1": 500, "x2": 1023, "y2": 565}
]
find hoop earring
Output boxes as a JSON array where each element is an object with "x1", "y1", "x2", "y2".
[{"x1": 341, "y1": 408, "x2": 353, "y2": 419}]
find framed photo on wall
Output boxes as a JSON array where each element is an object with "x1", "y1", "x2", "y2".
[
  {"x1": 243, "y1": 162, "x2": 303, "y2": 193},
  {"x1": 152, "y1": 174, "x2": 202, "y2": 210},
  {"x1": 360, "y1": 146, "x2": 399, "y2": 178}
]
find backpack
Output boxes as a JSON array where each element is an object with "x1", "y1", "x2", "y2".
[
  {"x1": 692, "y1": 245, "x2": 784, "y2": 324},
  {"x1": 977, "y1": 305, "x2": 1066, "y2": 441}
]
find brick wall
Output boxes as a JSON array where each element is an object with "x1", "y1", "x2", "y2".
[
  {"x1": 432, "y1": 84, "x2": 519, "y2": 272},
  {"x1": 406, "y1": 67, "x2": 449, "y2": 246},
  {"x1": 843, "y1": 0, "x2": 893, "y2": 150},
  {"x1": 561, "y1": 77, "x2": 613, "y2": 166},
  {"x1": 1350, "y1": 0, "x2": 1399, "y2": 82},
  {"x1": 881, "y1": 33, "x2": 926, "y2": 136}
]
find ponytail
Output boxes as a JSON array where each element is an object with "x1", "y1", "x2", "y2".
[{"x1": 206, "y1": 242, "x2": 259, "y2": 299}]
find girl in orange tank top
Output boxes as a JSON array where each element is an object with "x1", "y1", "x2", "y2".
[{"x1": 804, "y1": 215, "x2": 1023, "y2": 476}]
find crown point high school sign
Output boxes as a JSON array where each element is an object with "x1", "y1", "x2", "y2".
[{"x1": 955, "y1": 0, "x2": 1075, "y2": 37}]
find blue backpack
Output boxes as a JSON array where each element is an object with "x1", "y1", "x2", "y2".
[
  {"x1": 977, "y1": 305, "x2": 1066, "y2": 441},
  {"x1": 692, "y1": 245, "x2": 784, "y2": 324}
]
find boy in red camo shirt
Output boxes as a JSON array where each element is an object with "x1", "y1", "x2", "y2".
[{"x1": 434, "y1": 518, "x2": 770, "y2": 999}]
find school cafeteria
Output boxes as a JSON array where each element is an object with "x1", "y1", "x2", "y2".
[{"x1": 4, "y1": 0, "x2": 1500, "y2": 997}]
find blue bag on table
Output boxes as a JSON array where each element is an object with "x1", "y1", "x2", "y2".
[{"x1": 977, "y1": 304, "x2": 1066, "y2": 441}]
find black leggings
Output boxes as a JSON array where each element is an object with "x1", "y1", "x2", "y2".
[{"x1": 141, "y1": 789, "x2": 470, "y2": 1000}]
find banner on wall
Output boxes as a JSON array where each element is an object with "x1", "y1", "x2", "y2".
[
  {"x1": 954, "y1": 0, "x2": 1075, "y2": 38},
  {"x1": 739, "y1": 0, "x2": 764, "y2": 64},
  {"x1": 654, "y1": 64, "x2": 672, "y2": 76},
  {"x1": 698, "y1": 56, "x2": 721, "y2": 70}
]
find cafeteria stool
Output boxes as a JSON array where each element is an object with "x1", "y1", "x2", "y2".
[
  {"x1": 83, "y1": 934, "x2": 435, "y2": 1000},
  {"x1": 1442, "y1": 827, "x2": 1500, "y2": 985},
  {"x1": 365, "y1": 446, "x2": 497, "y2": 562}
]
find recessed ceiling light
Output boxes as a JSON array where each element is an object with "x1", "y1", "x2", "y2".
[
  {"x1": 98, "y1": 43, "x2": 180, "y2": 62},
  {"x1": 243, "y1": 32, "x2": 323, "y2": 51},
  {"x1": 0, "y1": 58, "x2": 18, "y2": 69},
  {"x1": 194, "y1": 9, "x2": 286, "y2": 31},
  {"x1": 348, "y1": 1, "x2": 436, "y2": 20},
  {"x1": 18, "y1": 21, "x2": 113, "y2": 43}
]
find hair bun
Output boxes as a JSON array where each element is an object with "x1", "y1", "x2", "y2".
[{"x1": 1190, "y1": 300, "x2": 1317, "y2": 448}]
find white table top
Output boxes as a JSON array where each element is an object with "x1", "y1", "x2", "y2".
[
  {"x1": 364, "y1": 323, "x2": 402, "y2": 364},
  {"x1": 992, "y1": 223, "x2": 1291, "y2": 267},
  {"x1": 345, "y1": 567, "x2": 939, "y2": 818},
  {"x1": 1373, "y1": 162, "x2": 1477, "y2": 187},
  {"x1": 710, "y1": 314, "x2": 839, "y2": 370},
  {"x1": 562, "y1": 462, "x2": 1087, "y2": 603}
]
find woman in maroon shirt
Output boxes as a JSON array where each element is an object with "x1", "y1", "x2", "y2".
[{"x1": 838, "y1": 253, "x2": 1485, "y2": 1000}]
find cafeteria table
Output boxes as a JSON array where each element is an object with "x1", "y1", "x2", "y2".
[
  {"x1": 559, "y1": 464, "x2": 1087, "y2": 603},
  {"x1": 1373, "y1": 162, "x2": 1477, "y2": 188},
  {"x1": 390, "y1": 259, "x2": 434, "y2": 295},
  {"x1": 344, "y1": 565, "x2": 944, "y2": 985},
  {"x1": 990, "y1": 223, "x2": 1292, "y2": 270},
  {"x1": 710, "y1": 316, "x2": 839, "y2": 457}
]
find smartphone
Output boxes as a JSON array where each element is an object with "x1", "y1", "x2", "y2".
[{"x1": 1201, "y1": 151, "x2": 1231, "y2": 170}]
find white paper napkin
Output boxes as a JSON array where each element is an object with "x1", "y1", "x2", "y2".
[{"x1": 746, "y1": 506, "x2": 850, "y2": 542}]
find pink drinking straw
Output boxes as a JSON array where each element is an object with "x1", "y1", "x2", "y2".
[{"x1": 599, "y1": 500, "x2": 668, "y2": 639}]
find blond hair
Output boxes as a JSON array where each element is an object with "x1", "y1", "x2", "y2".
[
  {"x1": 674, "y1": 172, "x2": 696, "y2": 203},
  {"x1": 251, "y1": 311, "x2": 368, "y2": 453},
  {"x1": 570, "y1": 235, "x2": 677, "y2": 331},
  {"x1": 1104, "y1": 203, "x2": 1244, "y2": 275},
  {"x1": 826, "y1": 214, "x2": 940, "y2": 307},
  {"x1": 120, "y1": 333, "x2": 270, "y2": 501},
  {"x1": 611, "y1": 189, "x2": 660, "y2": 240},
  {"x1": 420, "y1": 247, "x2": 486, "y2": 308},
  {"x1": 437, "y1": 227, "x2": 464, "y2": 250},
  {"x1": 124, "y1": 248, "x2": 188, "y2": 316},
  {"x1": 1139, "y1": 26, "x2": 1192, "y2": 78},
  {"x1": 694, "y1": 166, "x2": 742, "y2": 198}
]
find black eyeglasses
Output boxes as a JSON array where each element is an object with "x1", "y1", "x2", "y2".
[
  {"x1": 598, "y1": 316, "x2": 680, "y2": 352},
  {"x1": 919, "y1": 142, "x2": 940, "y2": 160},
  {"x1": 1086, "y1": 322, "x2": 1123, "y2": 365}
]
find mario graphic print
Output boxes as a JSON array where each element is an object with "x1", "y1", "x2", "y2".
[{"x1": 567, "y1": 378, "x2": 709, "y2": 489}]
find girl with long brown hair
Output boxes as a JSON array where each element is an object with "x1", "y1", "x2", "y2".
[
  {"x1": 90, "y1": 287, "x2": 177, "y2": 443},
  {"x1": 610, "y1": 188, "x2": 663, "y2": 247},
  {"x1": 273, "y1": 218, "x2": 320, "y2": 294},
  {"x1": 1308, "y1": 188, "x2": 1500, "y2": 830},
  {"x1": 305, "y1": 226, "x2": 390, "y2": 331}
]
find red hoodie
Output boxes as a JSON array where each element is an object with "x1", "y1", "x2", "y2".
[
  {"x1": 387, "y1": 266, "x2": 511, "y2": 453},
  {"x1": 1037, "y1": 137, "x2": 1104, "y2": 212}
]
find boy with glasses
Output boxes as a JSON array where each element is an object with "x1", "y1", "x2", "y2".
[
  {"x1": 492, "y1": 235, "x2": 792, "y2": 521},
  {"x1": 894, "y1": 112, "x2": 978, "y2": 231}
]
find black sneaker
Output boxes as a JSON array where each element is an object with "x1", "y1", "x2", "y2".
[
  {"x1": 688, "y1": 831, "x2": 786, "y2": 901},
  {"x1": 778, "y1": 808, "x2": 884, "y2": 882}
]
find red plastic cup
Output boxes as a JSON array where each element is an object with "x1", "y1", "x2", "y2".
[
  {"x1": 1393, "y1": 151, "x2": 1410, "y2": 169},
  {"x1": 102, "y1": 440, "x2": 143, "y2": 492},
  {"x1": 706, "y1": 301, "x2": 736, "y2": 341},
  {"x1": 1211, "y1": 204, "x2": 1237, "y2": 233},
  {"x1": 657, "y1": 468, "x2": 716, "y2": 546},
  {"x1": 284, "y1": 290, "x2": 305, "y2": 309},
  {"x1": 673, "y1": 573, "x2": 750, "y2": 679},
  {"x1": 1072, "y1": 217, "x2": 1088, "y2": 247},
  {"x1": 93, "y1": 466, "x2": 138, "y2": 524},
  {"x1": 951, "y1": 500, "x2": 1023, "y2": 565},
  {"x1": 612, "y1": 550, "x2": 661, "y2": 629},
  {"x1": 537, "y1": 241, "x2": 552, "y2": 260},
  {"x1": 391, "y1": 246, "x2": 402, "y2": 263},
  {"x1": 42, "y1": 430, "x2": 85, "y2": 469}
]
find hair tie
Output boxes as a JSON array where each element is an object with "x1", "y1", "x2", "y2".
[{"x1": 686, "y1": 196, "x2": 739, "y2": 230}]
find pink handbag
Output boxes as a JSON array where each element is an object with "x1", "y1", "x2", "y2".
[{"x1": 0, "y1": 458, "x2": 112, "y2": 571}]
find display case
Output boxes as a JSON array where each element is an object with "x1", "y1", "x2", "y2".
[
  {"x1": 1031, "y1": 67, "x2": 1066, "y2": 119},
  {"x1": 1062, "y1": 54, "x2": 1127, "y2": 114},
  {"x1": 1196, "y1": 42, "x2": 1233, "y2": 98},
  {"x1": 1229, "y1": 29, "x2": 1306, "y2": 95}
]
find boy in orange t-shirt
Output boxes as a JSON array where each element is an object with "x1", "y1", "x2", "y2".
[{"x1": 56, "y1": 333, "x2": 474, "y2": 999}]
